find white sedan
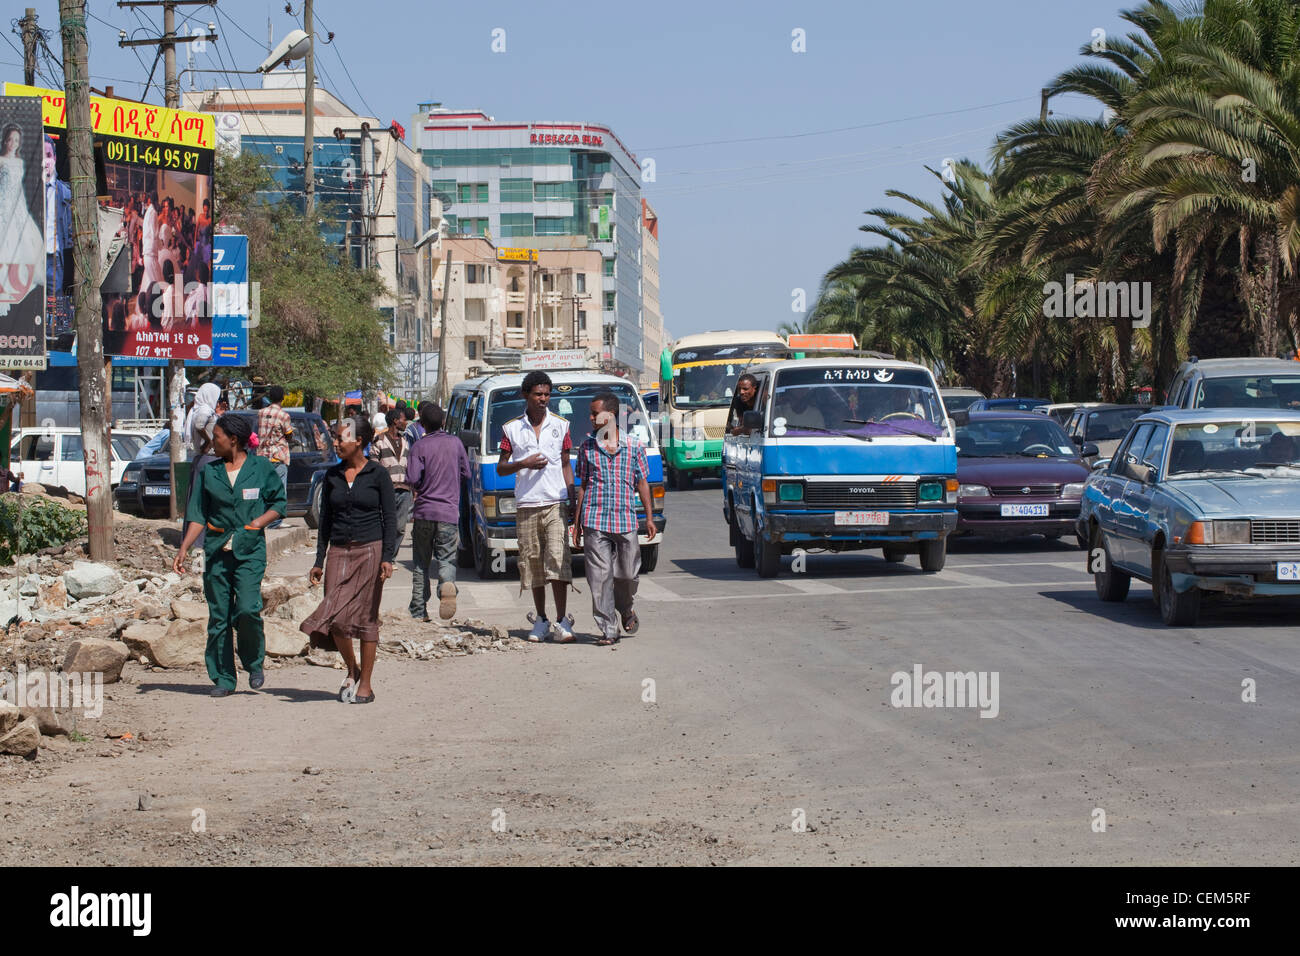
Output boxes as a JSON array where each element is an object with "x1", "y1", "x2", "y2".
[{"x1": 8, "y1": 427, "x2": 152, "y2": 496}]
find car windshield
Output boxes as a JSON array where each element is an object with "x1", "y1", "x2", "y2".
[
  {"x1": 671, "y1": 344, "x2": 785, "y2": 409},
  {"x1": 1196, "y1": 374, "x2": 1300, "y2": 410},
  {"x1": 985, "y1": 398, "x2": 1048, "y2": 411},
  {"x1": 112, "y1": 435, "x2": 144, "y2": 460},
  {"x1": 770, "y1": 367, "x2": 944, "y2": 438},
  {"x1": 1167, "y1": 420, "x2": 1300, "y2": 477},
  {"x1": 942, "y1": 393, "x2": 982, "y2": 413},
  {"x1": 1084, "y1": 407, "x2": 1143, "y2": 441},
  {"x1": 956, "y1": 418, "x2": 1076, "y2": 458},
  {"x1": 487, "y1": 382, "x2": 652, "y2": 449}
]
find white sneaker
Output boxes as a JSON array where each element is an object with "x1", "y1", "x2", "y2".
[
  {"x1": 553, "y1": 613, "x2": 576, "y2": 643},
  {"x1": 526, "y1": 612, "x2": 550, "y2": 642}
]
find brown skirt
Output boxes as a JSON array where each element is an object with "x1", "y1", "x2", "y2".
[{"x1": 300, "y1": 539, "x2": 385, "y2": 648}]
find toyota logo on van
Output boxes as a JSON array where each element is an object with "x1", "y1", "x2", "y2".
[{"x1": 849, "y1": 486, "x2": 875, "y2": 494}]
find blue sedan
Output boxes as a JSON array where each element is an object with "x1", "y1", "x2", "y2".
[{"x1": 1077, "y1": 408, "x2": 1300, "y2": 625}]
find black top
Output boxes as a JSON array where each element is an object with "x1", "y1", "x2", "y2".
[{"x1": 314, "y1": 459, "x2": 397, "y2": 567}]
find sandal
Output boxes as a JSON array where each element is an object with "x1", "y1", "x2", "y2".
[
  {"x1": 620, "y1": 609, "x2": 639, "y2": 634},
  {"x1": 351, "y1": 692, "x2": 376, "y2": 704},
  {"x1": 595, "y1": 635, "x2": 619, "y2": 646},
  {"x1": 339, "y1": 674, "x2": 358, "y2": 703}
]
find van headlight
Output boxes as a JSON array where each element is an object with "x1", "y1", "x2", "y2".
[
  {"x1": 679, "y1": 426, "x2": 708, "y2": 441},
  {"x1": 498, "y1": 496, "x2": 517, "y2": 515},
  {"x1": 1062, "y1": 482, "x2": 1085, "y2": 499},
  {"x1": 958, "y1": 484, "x2": 990, "y2": 498}
]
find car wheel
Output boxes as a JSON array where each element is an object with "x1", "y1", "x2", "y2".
[
  {"x1": 882, "y1": 546, "x2": 907, "y2": 563},
  {"x1": 304, "y1": 483, "x2": 321, "y2": 530},
  {"x1": 456, "y1": 523, "x2": 475, "y2": 569},
  {"x1": 1156, "y1": 552, "x2": 1200, "y2": 626},
  {"x1": 734, "y1": 519, "x2": 755, "y2": 568},
  {"x1": 639, "y1": 544, "x2": 659, "y2": 572},
  {"x1": 1092, "y1": 527, "x2": 1131, "y2": 602},
  {"x1": 473, "y1": 524, "x2": 501, "y2": 580},
  {"x1": 919, "y1": 538, "x2": 946, "y2": 572},
  {"x1": 754, "y1": 525, "x2": 780, "y2": 578}
]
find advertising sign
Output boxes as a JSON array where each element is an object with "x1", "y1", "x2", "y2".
[
  {"x1": 0, "y1": 95, "x2": 46, "y2": 369},
  {"x1": 209, "y1": 235, "x2": 249, "y2": 365},
  {"x1": 520, "y1": 349, "x2": 587, "y2": 371},
  {"x1": 6, "y1": 82, "x2": 216, "y2": 362},
  {"x1": 496, "y1": 247, "x2": 539, "y2": 263}
]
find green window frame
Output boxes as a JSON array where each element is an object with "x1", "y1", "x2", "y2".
[{"x1": 499, "y1": 178, "x2": 533, "y2": 203}]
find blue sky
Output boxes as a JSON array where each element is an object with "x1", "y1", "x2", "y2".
[{"x1": 9, "y1": 0, "x2": 1136, "y2": 340}]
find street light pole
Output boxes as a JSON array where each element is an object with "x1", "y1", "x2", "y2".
[{"x1": 303, "y1": 0, "x2": 315, "y2": 216}]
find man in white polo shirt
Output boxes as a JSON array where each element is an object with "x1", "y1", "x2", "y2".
[{"x1": 498, "y1": 371, "x2": 577, "y2": 642}]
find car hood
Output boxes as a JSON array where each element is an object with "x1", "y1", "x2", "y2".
[
  {"x1": 957, "y1": 457, "x2": 1090, "y2": 486},
  {"x1": 1162, "y1": 478, "x2": 1300, "y2": 518}
]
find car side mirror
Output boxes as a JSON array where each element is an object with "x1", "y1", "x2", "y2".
[
  {"x1": 459, "y1": 429, "x2": 480, "y2": 450},
  {"x1": 1124, "y1": 457, "x2": 1155, "y2": 483},
  {"x1": 741, "y1": 410, "x2": 764, "y2": 432},
  {"x1": 1081, "y1": 443, "x2": 1099, "y2": 459},
  {"x1": 1091, "y1": 458, "x2": 1111, "y2": 472}
]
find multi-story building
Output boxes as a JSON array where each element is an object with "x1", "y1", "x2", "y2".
[
  {"x1": 184, "y1": 72, "x2": 439, "y2": 397},
  {"x1": 413, "y1": 105, "x2": 644, "y2": 376},
  {"x1": 640, "y1": 200, "x2": 667, "y2": 387},
  {"x1": 423, "y1": 237, "x2": 604, "y2": 385}
]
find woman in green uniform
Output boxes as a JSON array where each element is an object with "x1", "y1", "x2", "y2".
[{"x1": 174, "y1": 413, "x2": 287, "y2": 697}]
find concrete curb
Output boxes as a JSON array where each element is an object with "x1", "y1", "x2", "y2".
[{"x1": 266, "y1": 524, "x2": 313, "y2": 564}]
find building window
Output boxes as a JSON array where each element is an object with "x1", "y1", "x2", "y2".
[
  {"x1": 534, "y1": 217, "x2": 573, "y2": 236},
  {"x1": 603, "y1": 258, "x2": 615, "y2": 278},
  {"x1": 458, "y1": 182, "x2": 489, "y2": 203},
  {"x1": 534, "y1": 181, "x2": 576, "y2": 201},
  {"x1": 578, "y1": 309, "x2": 587, "y2": 332},
  {"x1": 458, "y1": 217, "x2": 489, "y2": 236},
  {"x1": 603, "y1": 324, "x2": 617, "y2": 347},
  {"x1": 604, "y1": 291, "x2": 616, "y2": 311},
  {"x1": 430, "y1": 179, "x2": 456, "y2": 206},
  {"x1": 466, "y1": 264, "x2": 490, "y2": 284},
  {"x1": 575, "y1": 273, "x2": 586, "y2": 293},
  {"x1": 499, "y1": 178, "x2": 533, "y2": 203},
  {"x1": 500, "y1": 212, "x2": 533, "y2": 238},
  {"x1": 467, "y1": 339, "x2": 478, "y2": 359},
  {"x1": 507, "y1": 312, "x2": 524, "y2": 329}
]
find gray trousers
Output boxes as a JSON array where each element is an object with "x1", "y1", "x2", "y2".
[
  {"x1": 393, "y1": 489, "x2": 413, "y2": 552},
  {"x1": 582, "y1": 527, "x2": 640, "y2": 639},
  {"x1": 410, "y1": 518, "x2": 458, "y2": 617}
]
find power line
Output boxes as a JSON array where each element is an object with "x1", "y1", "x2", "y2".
[
  {"x1": 311, "y1": 7, "x2": 378, "y2": 119},
  {"x1": 637, "y1": 96, "x2": 1038, "y2": 152}
]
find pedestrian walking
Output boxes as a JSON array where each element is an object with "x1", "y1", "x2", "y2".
[
  {"x1": 498, "y1": 371, "x2": 576, "y2": 642},
  {"x1": 405, "y1": 401, "x2": 430, "y2": 445},
  {"x1": 407, "y1": 402, "x2": 470, "y2": 621},
  {"x1": 572, "y1": 392, "x2": 657, "y2": 645},
  {"x1": 183, "y1": 382, "x2": 222, "y2": 546},
  {"x1": 173, "y1": 413, "x2": 288, "y2": 697},
  {"x1": 256, "y1": 385, "x2": 293, "y2": 530},
  {"x1": 369, "y1": 408, "x2": 413, "y2": 553},
  {"x1": 300, "y1": 415, "x2": 396, "y2": 704}
]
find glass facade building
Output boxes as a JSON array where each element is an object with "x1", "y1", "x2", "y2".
[{"x1": 416, "y1": 113, "x2": 644, "y2": 371}]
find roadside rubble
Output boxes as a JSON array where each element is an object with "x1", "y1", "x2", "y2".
[{"x1": 1, "y1": 548, "x2": 528, "y2": 761}]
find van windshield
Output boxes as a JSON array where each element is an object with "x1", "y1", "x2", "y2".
[
  {"x1": 488, "y1": 382, "x2": 653, "y2": 450},
  {"x1": 770, "y1": 367, "x2": 944, "y2": 437},
  {"x1": 1196, "y1": 375, "x2": 1300, "y2": 410}
]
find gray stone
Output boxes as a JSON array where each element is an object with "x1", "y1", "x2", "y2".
[
  {"x1": 22, "y1": 705, "x2": 77, "y2": 737},
  {"x1": 263, "y1": 619, "x2": 307, "y2": 658},
  {"x1": 170, "y1": 599, "x2": 208, "y2": 622},
  {"x1": 272, "y1": 591, "x2": 318, "y2": 623},
  {"x1": 121, "y1": 620, "x2": 204, "y2": 669},
  {"x1": 19, "y1": 574, "x2": 40, "y2": 597},
  {"x1": 62, "y1": 638, "x2": 129, "y2": 683},
  {"x1": 0, "y1": 715, "x2": 39, "y2": 757},
  {"x1": 0, "y1": 700, "x2": 20, "y2": 735},
  {"x1": 62, "y1": 561, "x2": 125, "y2": 601}
]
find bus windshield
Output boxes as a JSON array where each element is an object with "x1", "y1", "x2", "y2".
[
  {"x1": 770, "y1": 367, "x2": 945, "y2": 438},
  {"x1": 671, "y1": 344, "x2": 787, "y2": 409},
  {"x1": 488, "y1": 382, "x2": 653, "y2": 450}
]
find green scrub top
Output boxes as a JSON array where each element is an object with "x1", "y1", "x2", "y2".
[{"x1": 185, "y1": 454, "x2": 288, "y2": 560}]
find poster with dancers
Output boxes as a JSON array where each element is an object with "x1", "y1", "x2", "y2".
[
  {"x1": 0, "y1": 95, "x2": 46, "y2": 370},
  {"x1": 5, "y1": 82, "x2": 216, "y2": 362}
]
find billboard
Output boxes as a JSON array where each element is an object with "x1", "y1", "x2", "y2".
[
  {"x1": 0, "y1": 95, "x2": 46, "y2": 369},
  {"x1": 5, "y1": 82, "x2": 216, "y2": 362}
]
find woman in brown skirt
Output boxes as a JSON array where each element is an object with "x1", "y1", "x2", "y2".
[{"x1": 301, "y1": 415, "x2": 396, "y2": 703}]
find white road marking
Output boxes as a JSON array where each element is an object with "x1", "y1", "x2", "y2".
[
  {"x1": 783, "y1": 578, "x2": 844, "y2": 594},
  {"x1": 635, "y1": 576, "x2": 685, "y2": 603}
]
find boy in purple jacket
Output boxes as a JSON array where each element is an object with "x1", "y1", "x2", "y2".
[{"x1": 406, "y1": 403, "x2": 470, "y2": 620}]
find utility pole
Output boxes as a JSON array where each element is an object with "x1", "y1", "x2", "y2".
[
  {"x1": 59, "y1": 0, "x2": 113, "y2": 559},
  {"x1": 19, "y1": 8, "x2": 38, "y2": 85},
  {"x1": 435, "y1": 254, "x2": 452, "y2": 404},
  {"x1": 119, "y1": 0, "x2": 215, "y2": 521},
  {"x1": 303, "y1": 0, "x2": 315, "y2": 216}
]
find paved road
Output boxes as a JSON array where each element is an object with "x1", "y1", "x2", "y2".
[{"x1": 7, "y1": 484, "x2": 1298, "y2": 865}]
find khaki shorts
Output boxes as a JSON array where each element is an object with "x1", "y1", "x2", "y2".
[{"x1": 516, "y1": 503, "x2": 572, "y2": 590}]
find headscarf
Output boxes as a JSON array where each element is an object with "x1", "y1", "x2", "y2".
[{"x1": 184, "y1": 382, "x2": 221, "y2": 445}]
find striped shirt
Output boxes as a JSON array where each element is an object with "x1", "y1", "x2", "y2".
[
  {"x1": 574, "y1": 433, "x2": 648, "y2": 534},
  {"x1": 368, "y1": 431, "x2": 412, "y2": 492}
]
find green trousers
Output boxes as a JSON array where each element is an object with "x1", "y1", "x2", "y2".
[{"x1": 203, "y1": 549, "x2": 267, "y2": 690}]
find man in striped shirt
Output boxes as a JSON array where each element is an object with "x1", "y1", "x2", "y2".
[
  {"x1": 368, "y1": 407, "x2": 413, "y2": 552},
  {"x1": 572, "y1": 391, "x2": 657, "y2": 645}
]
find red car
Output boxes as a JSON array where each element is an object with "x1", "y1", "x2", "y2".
[{"x1": 953, "y1": 411, "x2": 1094, "y2": 542}]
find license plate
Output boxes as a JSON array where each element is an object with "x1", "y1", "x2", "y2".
[
  {"x1": 1000, "y1": 503, "x2": 1049, "y2": 517},
  {"x1": 834, "y1": 510, "x2": 890, "y2": 526},
  {"x1": 1278, "y1": 562, "x2": 1300, "y2": 581},
  {"x1": 144, "y1": 485, "x2": 171, "y2": 496}
]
